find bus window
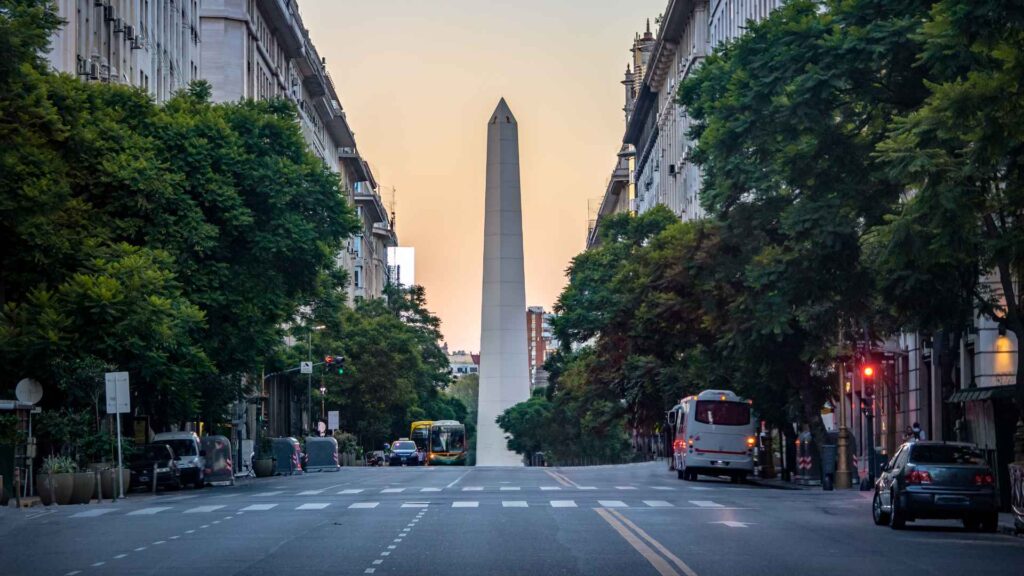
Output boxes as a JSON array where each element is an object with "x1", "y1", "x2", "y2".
[
  {"x1": 694, "y1": 401, "x2": 750, "y2": 426},
  {"x1": 431, "y1": 426, "x2": 465, "y2": 453}
]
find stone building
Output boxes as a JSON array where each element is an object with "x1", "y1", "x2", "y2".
[{"x1": 46, "y1": 0, "x2": 202, "y2": 102}]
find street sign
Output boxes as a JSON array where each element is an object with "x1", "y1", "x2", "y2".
[
  {"x1": 15, "y1": 378, "x2": 43, "y2": 405},
  {"x1": 105, "y1": 372, "x2": 130, "y2": 414},
  {"x1": 300, "y1": 361, "x2": 313, "y2": 374},
  {"x1": 328, "y1": 410, "x2": 339, "y2": 430}
]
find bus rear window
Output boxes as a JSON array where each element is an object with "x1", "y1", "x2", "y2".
[{"x1": 694, "y1": 401, "x2": 750, "y2": 426}]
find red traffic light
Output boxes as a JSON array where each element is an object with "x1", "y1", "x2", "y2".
[
  {"x1": 324, "y1": 355, "x2": 334, "y2": 365},
  {"x1": 862, "y1": 366, "x2": 874, "y2": 378}
]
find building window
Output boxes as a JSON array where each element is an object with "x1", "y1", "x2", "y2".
[{"x1": 354, "y1": 266, "x2": 363, "y2": 289}]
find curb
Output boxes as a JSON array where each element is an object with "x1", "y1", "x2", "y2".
[
  {"x1": 998, "y1": 521, "x2": 1023, "y2": 538},
  {"x1": 747, "y1": 479, "x2": 805, "y2": 490}
]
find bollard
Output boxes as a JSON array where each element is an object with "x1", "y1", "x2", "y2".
[
  {"x1": 13, "y1": 467, "x2": 21, "y2": 508},
  {"x1": 152, "y1": 462, "x2": 159, "y2": 494},
  {"x1": 95, "y1": 469, "x2": 102, "y2": 502}
]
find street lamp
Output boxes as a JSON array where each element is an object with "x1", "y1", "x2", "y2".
[
  {"x1": 319, "y1": 382, "x2": 327, "y2": 430},
  {"x1": 307, "y1": 325, "x2": 326, "y2": 435}
]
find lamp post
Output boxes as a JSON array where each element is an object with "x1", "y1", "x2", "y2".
[
  {"x1": 307, "y1": 325, "x2": 326, "y2": 435},
  {"x1": 319, "y1": 380, "x2": 327, "y2": 432},
  {"x1": 836, "y1": 360, "x2": 852, "y2": 489}
]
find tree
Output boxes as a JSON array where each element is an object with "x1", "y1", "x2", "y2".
[
  {"x1": 871, "y1": 0, "x2": 1024, "y2": 454},
  {"x1": 678, "y1": 0, "x2": 933, "y2": 457}
]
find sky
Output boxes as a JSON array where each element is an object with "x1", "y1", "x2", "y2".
[{"x1": 301, "y1": 0, "x2": 667, "y2": 351}]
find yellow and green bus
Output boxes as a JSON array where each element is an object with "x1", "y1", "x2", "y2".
[{"x1": 410, "y1": 420, "x2": 467, "y2": 466}]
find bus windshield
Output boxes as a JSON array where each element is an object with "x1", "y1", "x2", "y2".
[
  {"x1": 411, "y1": 427, "x2": 430, "y2": 451},
  {"x1": 695, "y1": 401, "x2": 750, "y2": 426},
  {"x1": 430, "y1": 426, "x2": 466, "y2": 453}
]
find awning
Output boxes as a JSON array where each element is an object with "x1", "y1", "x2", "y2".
[{"x1": 946, "y1": 385, "x2": 1021, "y2": 403}]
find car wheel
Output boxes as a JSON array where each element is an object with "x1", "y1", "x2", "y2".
[
  {"x1": 872, "y1": 491, "x2": 890, "y2": 526},
  {"x1": 889, "y1": 490, "x2": 906, "y2": 529}
]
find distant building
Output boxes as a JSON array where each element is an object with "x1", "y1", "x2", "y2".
[
  {"x1": 46, "y1": 0, "x2": 202, "y2": 102},
  {"x1": 447, "y1": 349, "x2": 479, "y2": 379},
  {"x1": 387, "y1": 247, "x2": 416, "y2": 288},
  {"x1": 526, "y1": 306, "x2": 558, "y2": 390}
]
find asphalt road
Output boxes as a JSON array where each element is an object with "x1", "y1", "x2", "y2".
[{"x1": 1, "y1": 461, "x2": 1022, "y2": 576}]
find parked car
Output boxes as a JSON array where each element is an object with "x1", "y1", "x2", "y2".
[
  {"x1": 129, "y1": 444, "x2": 181, "y2": 491},
  {"x1": 152, "y1": 431, "x2": 206, "y2": 488},
  {"x1": 388, "y1": 439, "x2": 420, "y2": 466},
  {"x1": 873, "y1": 441, "x2": 999, "y2": 531}
]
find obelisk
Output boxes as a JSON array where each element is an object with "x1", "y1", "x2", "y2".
[{"x1": 476, "y1": 98, "x2": 530, "y2": 466}]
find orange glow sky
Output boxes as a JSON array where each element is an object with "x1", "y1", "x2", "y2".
[{"x1": 301, "y1": 0, "x2": 666, "y2": 351}]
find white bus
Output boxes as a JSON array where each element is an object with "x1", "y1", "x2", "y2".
[{"x1": 668, "y1": 389, "x2": 756, "y2": 483}]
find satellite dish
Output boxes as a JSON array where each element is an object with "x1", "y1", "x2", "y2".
[{"x1": 15, "y1": 378, "x2": 43, "y2": 405}]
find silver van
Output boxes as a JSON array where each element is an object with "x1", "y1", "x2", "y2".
[{"x1": 152, "y1": 431, "x2": 206, "y2": 488}]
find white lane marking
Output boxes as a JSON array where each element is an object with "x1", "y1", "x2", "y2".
[
  {"x1": 651, "y1": 486, "x2": 674, "y2": 491},
  {"x1": 200, "y1": 525, "x2": 209, "y2": 529},
  {"x1": 349, "y1": 502, "x2": 379, "y2": 509},
  {"x1": 551, "y1": 500, "x2": 577, "y2": 508},
  {"x1": 381, "y1": 488, "x2": 405, "y2": 493},
  {"x1": 70, "y1": 509, "x2": 115, "y2": 518},
  {"x1": 212, "y1": 521, "x2": 221, "y2": 524},
  {"x1": 91, "y1": 562, "x2": 105, "y2": 567},
  {"x1": 153, "y1": 541, "x2": 166, "y2": 545},
  {"x1": 373, "y1": 560, "x2": 383, "y2": 565},
  {"x1": 689, "y1": 487, "x2": 712, "y2": 491},
  {"x1": 185, "y1": 505, "x2": 225, "y2": 514},
  {"x1": 296, "y1": 503, "x2": 330, "y2": 510},
  {"x1": 402, "y1": 502, "x2": 429, "y2": 508},
  {"x1": 114, "y1": 554, "x2": 127, "y2": 559},
  {"x1": 499, "y1": 486, "x2": 521, "y2": 491},
  {"x1": 185, "y1": 530, "x2": 195, "y2": 534},
  {"x1": 446, "y1": 471, "x2": 470, "y2": 489},
  {"x1": 540, "y1": 486, "x2": 562, "y2": 491},
  {"x1": 65, "y1": 572, "x2": 81, "y2": 575},
  {"x1": 127, "y1": 507, "x2": 172, "y2": 516},
  {"x1": 577, "y1": 486, "x2": 597, "y2": 490},
  {"x1": 462, "y1": 486, "x2": 483, "y2": 491},
  {"x1": 365, "y1": 569, "x2": 376, "y2": 574},
  {"x1": 253, "y1": 491, "x2": 283, "y2": 497},
  {"x1": 420, "y1": 487, "x2": 442, "y2": 492},
  {"x1": 690, "y1": 500, "x2": 723, "y2": 508},
  {"x1": 615, "y1": 486, "x2": 638, "y2": 490},
  {"x1": 134, "y1": 547, "x2": 147, "y2": 551},
  {"x1": 339, "y1": 489, "x2": 364, "y2": 494},
  {"x1": 169, "y1": 536, "x2": 180, "y2": 540},
  {"x1": 502, "y1": 501, "x2": 528, "y2": 507},
  {"x1": 598, "y1": 500, "x2": 628, "y2": 508},
  {"x1": 713, "y1": 520, "x2": 752, "y2": 528},
  {"x1": 388, "y1": 545, "x2": 397, "y2": 550},
  {"x1": 393, "y1": 538, "x2": 403, "y2": 543},
  {"x1": 452, "y1": 501, "x2": 479, "y2": 508},
  {"x1": 298, "y1": 489, "x2": 324, "y2": 495},
  {"x1": 643, "y1": 500, "x2": 673, "y2": 508},
  {"x1": 240, "y1": 504, "x2": 278, "y2": 511},
  {"x1": 381, "y1": 551, "x2": 391, "y2": 556}
]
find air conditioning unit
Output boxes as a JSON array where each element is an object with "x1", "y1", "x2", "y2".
[
  {"x1": 668, "y1": 164, "x2": 677, "y2": 176},
  {"x1": 76, "y1": 56, "x2": 89, "y2": 76},
  {"x1": 123, "y1": 25, "x2": 135, "y2": 42},
  {"x1": 131, "y1": 33, "x2": 144, "y2": 50},
  {"x1": 113, "y1": 18, "x2": 124, "y2": 34},
  {"x1": 93, "y1": 0, "x2": 105, "y2": 6},
  {"x1": 103, "y1": 4, "x2": 114, "y2": 21},
  {"x1": 88, "y1": 61, "x2": 99, "y2": 80}
]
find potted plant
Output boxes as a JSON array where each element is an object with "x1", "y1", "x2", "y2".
[
  {"x1": 253, "y1": 436, "x2": 275, "y2": 478},
  {"x1": 36, "y1": 455, "x2": 76, "y2": 505}
]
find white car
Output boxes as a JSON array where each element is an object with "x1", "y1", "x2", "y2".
[{"x1": 152, "y1": 431, "x2": 206, "y2": 488}]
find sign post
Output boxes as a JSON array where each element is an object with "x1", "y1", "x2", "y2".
[
  {"x1": 105, "y1": 372, "x2": 131, "y2": 499},
  {"x1": 328, "y1": 411, "x2": 339, "y2": 432}
]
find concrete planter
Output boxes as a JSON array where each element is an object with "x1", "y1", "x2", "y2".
[
  {"x1": 70, "y1": 472, "x2": 96, "y2": 504},
  {"x1": 99, "y1": 467, "x2": 130, "y2": 498},
  {"x1": 253, "y1": 458, "x2": 275, "y2": 478},
  {"x1": 36, "y1": 473, "x2": 74, "y2": 506}
]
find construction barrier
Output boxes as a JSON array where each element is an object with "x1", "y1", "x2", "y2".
[
  {"x1": 305, "y1": 437, "x2": 341, "y2": 472},
  {"x1": 201, "y1": 435, "x2": 234, "y2": 485},
  {"x1": 271, "y1": 437, "x2": 303, "y2": 475}
]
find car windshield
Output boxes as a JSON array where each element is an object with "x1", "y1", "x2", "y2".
[
  {"x1": 911, "y1": 444, "x2": 987, "y2": 465},
  {"x1": 694, "y1": 401, "x2": 751, "y2": 426},
  {"x1": 392, "y1": 441, "x2": 416, "y2": 451},
  {"x1": 160, "y1": 439, "x2": 197, "y2": 457},
  {"x1": 132, "y1": 445, "x2": 171, "y2": 462},
  {"x1": 430, "y1": 426, "x2": 465, "y2": 453}
]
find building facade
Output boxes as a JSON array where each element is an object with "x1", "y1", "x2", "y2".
[
  {"x1": 47, "y1": 0, "x2": 202, "y2": 102},
  {"x1": 447, "y1": 350, "x2": 479, "y2": 379},
  {"x1": 526, "y1": 306, "x2": 558, "y2": 390}
]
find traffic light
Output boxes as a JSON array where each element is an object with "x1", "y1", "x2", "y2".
[
  {"x1": 324, "y1": 355, "x2": 334, "y2": 365},
  {"x1": 324, "y1": 354, "x2": 345, "y2": 375},
  {"x1": 862, "y1": 364, "x2": 876, "y2": 398}
]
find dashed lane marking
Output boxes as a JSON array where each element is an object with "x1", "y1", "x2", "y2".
[
  {"x1": 462, "y1": 486, "x2": 483, "y2": 491},
  {"x1": 296, "y1": 503, "x2": 331, "y2": 510},
  {"x1": 500, "y1": 486, "x2": 521, "y2": 491},
  {"x1": 452, "y1": 501, "x2": 479, "y2": 508},
  {"x1": 616, "y1": 486, "x2": 638, "y2": 490},
  {"x1": 240, "y1": 504, "x2": 278, "y2": 511},
  {"x1": 598, "y1": 500, "x2": 628, "y2": 508},
  {"x1": 349, "y1": 502, "x2": 379, "y2": 509},
  {"x1": 643, "y1": 501, "x2": 673, "y2": 508},
  {"x1": 184, "y1": 505, "x2": 225, "y2": 514},
  {"x1": 339, "y1": 489, "x2": 364, "y2": 494},
  {"x1": 127, "y1": 507, "x2": 172, "y2": 516},
  {"x1": 540, "y1": 486, "x2": 562, "y2": 490},
  {"x1": 402, "y1": 502, "x2": 429, "y2": 508},
  {"x1": 381, "y1": 488, "x2": 405, "y2": 493},
  {"x1": 689, "y1": 500, "x2": 723, "y2": 508},
  {"x1": 420, "y1": 487, "x2": 442, "y2": 492},
  {"x1": 298, "y1": 489, "x2": 325, "y2": 495},
  {"x1": 253, "y1": 491, "x2": 283, "y2": 497},
  {"x1": 502, "y1": 501, "x2": 528, "y2": 507},
  {"x1": 551, "y1": 500, "x2": 577, "y2": 508}
]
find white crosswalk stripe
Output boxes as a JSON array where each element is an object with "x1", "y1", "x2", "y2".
[
  {"x1": 349, "y1": 502, "x2": 379, "y2": 509},
  {"x1": 502, "y1": 501, "x2": 528, "y2": 507},
  {"x1": 598, "y1": 500, "x2": 628, "y2": 508},
  {"x1": 381, "y1": 488, "x2": 405, "y2": 493},
  {"x1": 338, "y1": 489, "x2": 364, "y2": 494},
  {"x1": 70, "y1": 508, "x2": 115, "y2": 518},
  {"x1": 643, "y1": 500, "x2": 673, "y2": 508},
  {"x1": 651, "y1": 486, "x2": 674, "y2": 491},
  {"x1": 615, "y1": 486, "x2": 637, "y2": 490},
  {"x1": 540, "y1": 486, "x2": 562, "y2": 491},
  {"x1": 550, "y1": 500, "x2": 577, "y2": 508},
  {"x1": 690, "y1": 500, "x2": 724, "y2": 508},
  {"x1": 240, "y1": 504, "x2": 278, "y2": 511},
  {"x1": 185, "y1": 505, "x2": 225, "y2": 514},
  {"x1": 452, "y1": 501, "x2": 479, "y2": 508},
  {"x1": 499, "y1": 486, "x2": 521, "y2": 491},
  {"x1": 253, "y1": 491, "x2": 283, "y2": 497},
  {"x1": 462, "y1": 486, "x2": 483, "y2": 491},
  {"x1": 420, "y1": 488, "x2": 442, "y2": 492},
  {"x1": 298, "y1": 490, "x2": 324, "y2": 495},
  {"x1": 402, "y1": 502, "x2": 429, "y2": 508},
  {"x1": 128, "y1": 507, "x2": 172, "y2": 516},
  {"x1": 296, "y1": 503, "x2": 330, "y2": 510},
  {"x1": 577, "y1": 486, "x2": 597, "y2": 490}
]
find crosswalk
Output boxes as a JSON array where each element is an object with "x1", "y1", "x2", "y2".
[{"x1": 68, "y1": 498, "x2": 737, "y2": 518}]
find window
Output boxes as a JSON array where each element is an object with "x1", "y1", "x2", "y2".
[
  {"x1": 910, "y1": 444, "x2": 986, "y2": 465},
  {"x1": 694, "y1": 401, "x2": 751, "y2": 426},
  {"x1": 354, "y1": 266, "x2": 363, "y2": 288},
  {"x1": 352, "y1": 235, "x2": 363, "y2": 258}
]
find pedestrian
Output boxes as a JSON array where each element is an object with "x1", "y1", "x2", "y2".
[
  {"x1": 903, "y1": 426, "x2": 915, "y2": 442},
  {"x1": 912, "y1": 422, "x2": 925, "y2": 441}
]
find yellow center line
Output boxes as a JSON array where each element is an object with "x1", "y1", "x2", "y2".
[
  {"x1": 595, "y1": 508, "x2": 681, "y2": 576},
  {"x1": 607, "y1": 508, "x2": 700, "y2": 576},
  {"x1": 544, "y1": 470, "x2": 572, "y2": 487}
]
